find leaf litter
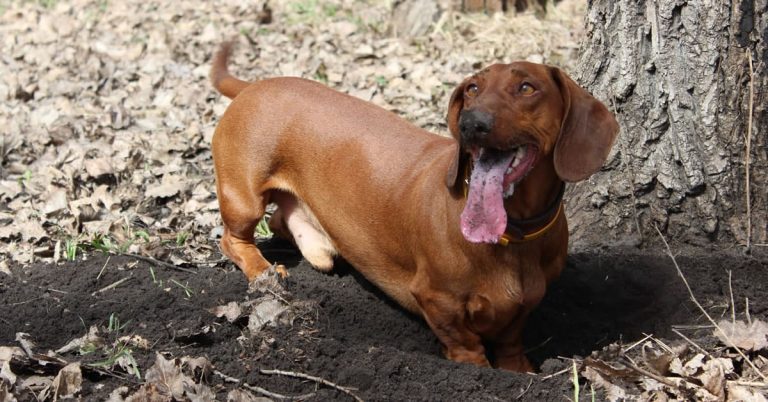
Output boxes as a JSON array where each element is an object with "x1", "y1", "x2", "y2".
[{"x1": 1, "y1": 0, "x2": 767, "y2": 400}]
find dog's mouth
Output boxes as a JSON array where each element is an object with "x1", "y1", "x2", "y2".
[{"x1": 461, "y1": 145, "x2": 538, "y2": 244}]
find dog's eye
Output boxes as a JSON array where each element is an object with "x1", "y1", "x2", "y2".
[
  {"x1": 519, "y1": 83, "x2": 535, "y2": 95},
  {"x1": 466, "y1": 84, "x2": 479, "y2": 98}
]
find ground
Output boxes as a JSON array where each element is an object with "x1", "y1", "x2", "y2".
[
  {"x1": 1, "y1": 0, "x2": 767, "y2": 400},
  {"x1": 2, "y1": 243, "x2": 766, "y2": 400}
]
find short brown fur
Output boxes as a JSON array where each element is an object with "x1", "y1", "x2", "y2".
[{"x1": 210, "y1": 43, "x2": 619, "y2": 371}]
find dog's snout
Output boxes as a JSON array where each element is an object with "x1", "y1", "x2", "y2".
[{"x1": 459, "y1": 110, "x2": 494, "y2": 143}]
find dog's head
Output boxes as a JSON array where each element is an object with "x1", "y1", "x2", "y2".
[{"x1": 444, "y1": 62, "x2": 619, "y2": 191}]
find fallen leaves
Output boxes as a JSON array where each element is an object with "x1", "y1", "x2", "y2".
[
  {"x1": 0, "y1": 0, "x2": 583, "y2": 267},
  {"x1": 716, "y1": 319, "x2": 768, "y2": 352},
  {"x1": 581, "y1": 321, "x2": 768, "y2": 401}
]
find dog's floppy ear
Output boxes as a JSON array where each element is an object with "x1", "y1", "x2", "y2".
[
  {"x1": 551, "y1": 68, "x2": 619, "y2": 182},
  {"x1": 445, "y1": 79, "x2": 469, "y2": 191}
]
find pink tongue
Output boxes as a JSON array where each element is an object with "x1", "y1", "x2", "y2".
[{"x1": 460, "y1": 149, "x2": 516, "y2": 243}]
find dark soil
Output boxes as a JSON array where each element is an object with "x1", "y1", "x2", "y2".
[{"x1": 1, "y1": 242, "x2": 766, "y2": 401}]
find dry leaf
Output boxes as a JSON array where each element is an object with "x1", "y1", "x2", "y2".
[
  {"x1": 125, "y1": 383, "x2": 168, "y2": 402},
  {"x1": 116, "y1": 335, "x2": 150, "y2": 350},
  {"x1": 145, "y1": 175, "x2": 186, "y2": 199},
  {"x1": 51, "y1": 363, "x2": 82, "y2": 399},
  {"x1": 83, "y1": 158, "x2": 114, "y2": 178},
  {"x1": 0, "y1": 361, "x2": 16, "y2": 388},
  {"x1": 209, "y1": 302, "x2": 243, "y2": 323},
  {"x1": 144, "y1": 353, "x2": 189, "y2": 399},
  {"x1": 0, "y1": 382, "x2": 17, "y2": 402},
  {"x1": 185, "y1": 383, "x2": 216, "y2": 402},
  {"x1": 55, "y1": 326, "x2": 104, "y2": 355},
  {"x1": 105, "y1": 386, "x2": 129, "y2": 402},
  {"x1": 227, "y1": 389, "x2": 273, "y2": 402},
  {"x1": 582, "y1": 366, "x2": 627, "y2": 402},
  {"x1": 727, "y1": 382, "x2": 768, "y2": 402},
  {"x1": 248, "y1": 297, "x2": 288, "y2": 334},
  {"x1": 682, "y1": 353, "x2": 706, "y2": 376},
  {"x1": 697, "y1": 358, "x2": 732, "y2": 398},
  {"x1": 716, "y1": 319, "x2": 768, "y2": 352},
  {"x1": 19, "y1": 376, "x2": 52, "y2": 395},
  {"x1": 180, "y1": 356, "x2": 212, "y2": 382}
]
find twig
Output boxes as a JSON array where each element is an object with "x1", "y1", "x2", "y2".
[
  {"x1": 10, "y1": 296, "x2": 44, "y2": 306},
  {"x1": 91, "y1": 277, "x2": 133, "y2": 296},
  {"x1": 671, "y1": 324, "x2": 714, "y2": 330},
  {"x1": 96, "y1": 255, "x2": 111, "y2": 281},
  {"x1": 260, "y1": 368, "x2": 364, "y2": 402},
  {"x1": 745, "y1": 50, "x2": 754, "y2": 250},
  {"x1": 243, "y1": 383, "x2": 308, "y2": 400},
  {"x1": 515, "y1": 378, "x2": 534, "y2": 399},
  {"x1": 732, "y1": 380, "x2": 768, "y2": 388},
  {"x1": 654, "y1": 225, "x2": 766, "y2": 381},
  {"x1": 213, "y1": 370, "x2": 315, "y2": 400},
  {"x1": 746, "y1": 297, "x2": 751, "y2": 324},
  {"x1": 648, "y1": 334, "x2": 674, "y2": 355},
  {"x1": 541, "y1": 366, "x2": 571, "y2": 380},
  {"x1": 123, "y1": 252, "x2": 198, "y2": 274},
  {"x1": 672, "y1": 328, "x2": 713, "y2": 359},
  {"x1": 623, "y1": 333, "x2": 653, "y2": 353},
  {"x1": 524, "y1": 336, "x2": 552, "y2": 354},
  {"x1": 622, "y1": 356, "x2": 679, "y2": 388},
  {"x1": 728, "y1": 270, "x2": 735, "y2": 326},
  {"x1": 213, "y1": 370, "x2": 240, "y2": 383}
]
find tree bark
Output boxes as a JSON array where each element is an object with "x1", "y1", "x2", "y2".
[
  {"x1": 568, "y1": 0, "x2": 767, "y2": 248},
  {"x1": 460, "y1": 0, "x2": 549, "y2": 13}
]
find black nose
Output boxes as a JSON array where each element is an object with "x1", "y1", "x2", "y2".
[{"x1": 458, "y1": 110, "x2": 494, "y2": 143}]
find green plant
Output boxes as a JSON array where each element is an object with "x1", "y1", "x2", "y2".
[
  {"x1": 170, "y1": 279, "x2": 193, "y2": 298},
  {"x1": 314, "y1": 70, "x2": 329, "y2": 84},
  {"x1": 37, "y1": 0, "x2": 57, "y2": 9},
  {"x1": 255, "y1": 216, "x2": 273, "y2": 238},
  {"x1": 90, "y1": 234, "x2": 114, "y2": 253},
  {"x1": 18, "y1": 170, "x2": 32, "y2": 189},
  {"x1": 375, "y1": 75, "x2": 388, "y2": 86},
  {"x1": 572, "y1": 360, "x2": 580, "y2": 401},
  {"x1": 92, "y1": 341, "x2": 141, "y2": 379},
  {"x1": 64, "y1": 237, "x2": 79, "y2": 261},
  {"x1": 134, "y1": 230, "x2": 150, "y2": 242},
  {"x1": 107, "y1": 313, "x2": 129, "y2": 333},
  {"x1": 322, "y1": 3, "x2": 338, "y2": 17},
  {"x1": 290, "y1": 0, "x2": 317, "y2": 16},
  {"x1": 175, "y1": 231, "x2": 189, "y2": 246},
  {"x1": 148, "y1": 266, "x2": 164, "y2": 287}
]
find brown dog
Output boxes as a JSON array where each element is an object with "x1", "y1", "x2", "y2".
[{"x1": 210, "y1": 42, "x2": 618, "y2": 371}]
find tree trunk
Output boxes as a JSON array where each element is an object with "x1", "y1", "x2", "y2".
[
  {"x1": 568, "y1": 0, "x2": 767, "y2": 249},
  {"x1": 460, "y1": 0, "x2": 549, "y2": 13}
]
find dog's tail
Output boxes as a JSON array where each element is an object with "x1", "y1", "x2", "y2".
[{"x1": 210, "y1": 41, "x2": 251, "y2": 99}]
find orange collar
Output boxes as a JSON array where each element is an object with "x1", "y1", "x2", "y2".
[{"x1": 462, "y1": 161, "x2": 564, "y2": 245}]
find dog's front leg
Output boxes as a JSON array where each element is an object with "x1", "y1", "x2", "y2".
[
  {"x1": 411, "y1": 286, "x2": 490, "y2": 367},
  {"x1": 491, "y1": 319, "x2": 534, "y2": 372}
]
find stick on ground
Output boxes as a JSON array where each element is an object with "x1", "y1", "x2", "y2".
[
  {"x1": 654, "y1": 225, "x2": 766, "y2": 381},
  {"x1": 260, "y1": 368, "x2": 364, "y2": 402}
]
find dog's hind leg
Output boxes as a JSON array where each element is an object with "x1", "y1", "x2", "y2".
[{"x1": 217, "y1": 179, "x2": 275, "y2": 281}]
